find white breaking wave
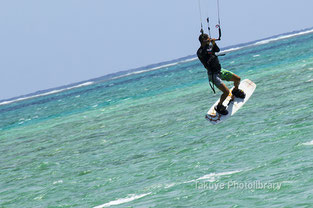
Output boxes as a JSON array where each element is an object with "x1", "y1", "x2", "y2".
[
  {"x1": 110, "y1": 62, "x2": 179, "y2": 81},
  {"x1": 94, "y1": 192, "x2": 151, "y2": 208},
  {"x1": 302, "y1": 140, "x2": 313, "y2": 146},
  {"x1": 183, "y1": 170, "x2": 243, "y2": 184},
  {"x1": 222, "y1": 46, "x2": 246, "y2": 54},
  {"x1": 253, "y1": 28, "x2": 313, "y2": 46},
  {"x1": 0, "y1": 81, "x2": 94, "y2": 106},
  {"x1": 220, "y1": 28, "x2": 313, "y2": 54},
  {"x1": 195, "y1": 170, "x2": 242, "y2": 182}
]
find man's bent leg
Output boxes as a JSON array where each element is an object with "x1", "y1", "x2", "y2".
[
  {"x1": 214, "y1": 83, "x2": 229, "y2": 115},
  {"x1": 217, "y1": 82, "x2": 230, "y2": 106},
  {"x1": 209, "y1": 72, "x2": 229, "y2": 115},
  {"x1": 229, "y1": 73, "x2": 241, "y2": 90},
  {"x1": 229, "y1": 73, "x2": 245, "y2": 99}
]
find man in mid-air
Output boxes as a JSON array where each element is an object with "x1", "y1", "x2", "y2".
[{"x1": 197, "y1": 33, "x2": 245, "y2": 115}]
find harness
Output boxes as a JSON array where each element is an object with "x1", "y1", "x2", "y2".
[{"x1": 207, "y1": 55, "x2": 217, "y2": 94}]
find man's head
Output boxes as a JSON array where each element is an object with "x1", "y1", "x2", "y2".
[{"x1": 199, "y1": 33, "x2": 209, "y2": 44}]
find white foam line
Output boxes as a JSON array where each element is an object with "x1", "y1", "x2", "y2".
[
  {"x1": 196, "y1": 170, "x2": 242, "y2": 182},
  {"x1": 302, "y1": 140, "x2": 313, "y2": 146},
  {"x1": 181, "y1": 57, "x2": 198, "y2": 63},
  {"x1": 110, "y1": 63, "x2": 179, "y2": 81},
  {"x1": 0, "y1": 81, "x2": 94, "y2": 106},
  {"x1": 182, "y1": 170, "x2": 242, "y2": 184},
  {"x1": 222, "y1": 46, "x2": 246, "y2": 54},
  {"x1": 94, "y1": 192, "x2": 151, "y2": 208},
  {"x1": 109, "y1": 56, "x2": 205, "y2": 81},
  {"x1": 254, "y1": 29, "x2": 313, "y2": 46},
  {"x1": 221, "y1": 29, "x2": 313, "y2": 54}
]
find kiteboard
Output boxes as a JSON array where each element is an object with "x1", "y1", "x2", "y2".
[{"x1": 205, "y1": 79, "x2": 256, "y2": 124}]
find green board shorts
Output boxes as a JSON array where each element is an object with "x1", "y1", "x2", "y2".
[{"x1": 208, "y1": 68, "x2": 234, "y2": 87}]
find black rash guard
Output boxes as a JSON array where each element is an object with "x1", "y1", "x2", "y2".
[{"x1": 197, "y1": 42, "x2": 221, "y2": 74}]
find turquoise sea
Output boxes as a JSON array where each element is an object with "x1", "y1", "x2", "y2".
[{"x1": 1, "y1": 29, "x2": 313, "y2": 207}]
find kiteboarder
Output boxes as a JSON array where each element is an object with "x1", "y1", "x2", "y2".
[{"x1": 197, "y1": 33, "x2": 246, "y2": 115}]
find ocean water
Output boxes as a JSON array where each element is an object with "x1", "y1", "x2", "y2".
[{"x1": 1, "y1": 29, "x2": 313, "y2": 208}]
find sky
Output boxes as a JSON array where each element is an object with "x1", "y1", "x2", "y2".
[{"x1": 0, "y1": 0, "x2": 313, "y2": 100}]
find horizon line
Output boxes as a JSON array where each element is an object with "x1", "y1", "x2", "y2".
[{"x1": 1, "y1": 26, "x2": 313, "y2": 103}]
